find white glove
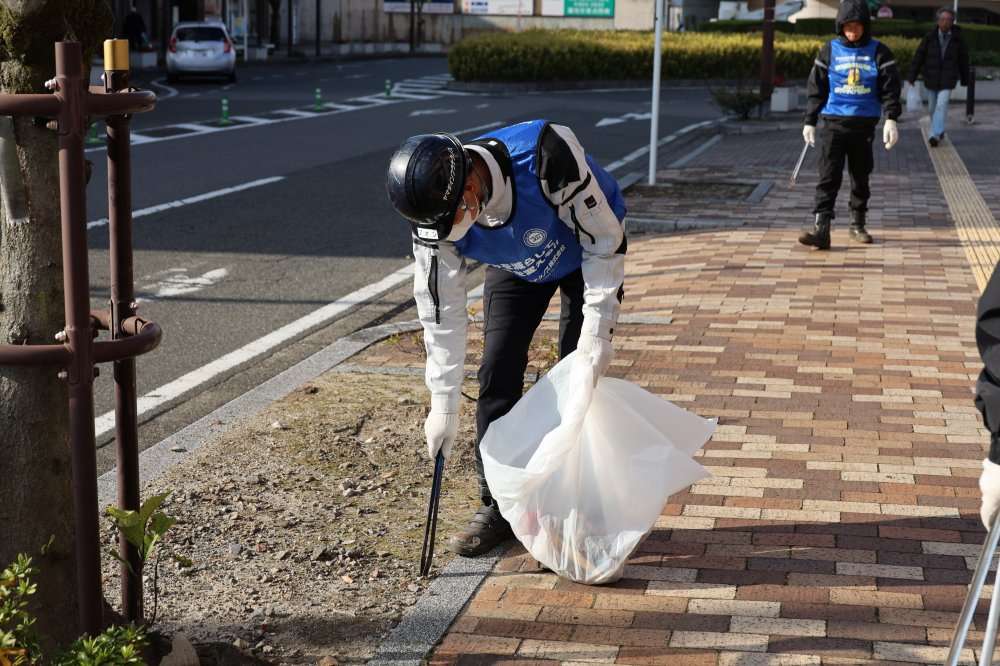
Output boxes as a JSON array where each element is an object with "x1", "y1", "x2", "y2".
[
  {"x1": 883, "y1": 119, "x2": 899, "y2": 150},
  {"x1": 981, "y1": 459, "x2": 1000, "y2": 530},
  {"x1": 802, "y1": 125, "x2": 816, "y2": 148},
  {"x1": 424, "y1": 411, "x2": 458, "y2": 460},
  {"x1": 577, "y1": 334, "x2": 614, "y2": 385}
]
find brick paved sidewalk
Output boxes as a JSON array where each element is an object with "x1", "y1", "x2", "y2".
[{"x1": 359, "y1": 104, "x2": 1000, "y2": 665}]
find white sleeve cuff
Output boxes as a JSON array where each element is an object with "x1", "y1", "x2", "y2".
[{"x1": 431, "y1": 393, "x2": 462, "y2": 414}]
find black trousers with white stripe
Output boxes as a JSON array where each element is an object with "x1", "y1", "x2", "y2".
[{"x1": 473, "y1": 265, "x2": 585, "y2": 505}]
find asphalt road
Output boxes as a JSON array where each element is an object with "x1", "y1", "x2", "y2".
[{"x1": 82, "y1": 55, "x2": 721, "y2": 475}]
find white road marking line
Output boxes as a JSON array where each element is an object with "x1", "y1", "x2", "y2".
[
  {"x1": 85, "y1": 75, "x2": 452, "y2": 152},
  {"x1": 87, "y1": 176, "x2": 285, "y2": 229},
  {"x1": 603, "y1": 118, "x2": 721, "y2": 174},
  {"x1": 137, "y1": 268, "x2": 229, "y2": 302},
  {"x1": 93, "y1": 265, "x2": 415, "y2": 438}
]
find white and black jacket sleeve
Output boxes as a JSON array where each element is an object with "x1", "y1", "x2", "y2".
[
  {"x1": 413, "y1": 237, "x2": 468, "y2": 414},
  {"x1": 538, "y1": 123, "x2": 625, "y2": 340}
]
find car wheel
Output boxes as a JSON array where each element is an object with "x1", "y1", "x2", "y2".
[{"x1": 227, "y1": 70, "x2": 237, "y2": 84}]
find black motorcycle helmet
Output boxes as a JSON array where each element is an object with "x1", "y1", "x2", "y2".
[{"x1": 385, "y1": 132, "x2": 470, "y2": 241}]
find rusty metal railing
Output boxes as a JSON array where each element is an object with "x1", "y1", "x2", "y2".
[{"x1": 0, "y1": 40, "x2": 159, "y2": 634}]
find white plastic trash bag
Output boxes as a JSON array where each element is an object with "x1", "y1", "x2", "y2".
[
  {"x1": 906, "y1": 82, "x2": 923, "y2": 115},
  {"x1": 481, "y1": 352, "x2": 716, "y2": 585}
]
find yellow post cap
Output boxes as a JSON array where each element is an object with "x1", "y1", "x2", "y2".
[{"x1": 104, "y1": 39, "x2": 129, "y2": 70}]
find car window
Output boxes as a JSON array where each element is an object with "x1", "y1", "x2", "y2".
[{"x1": 175, "y1": 27, "x2": 226, "y2": 41}]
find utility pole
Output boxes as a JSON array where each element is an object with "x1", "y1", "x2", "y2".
[
  {"x1": 648, "y1": 0, "x2": 664, "y2": 185},
  {"x1": 409, "y1": 0, "x2": 416, "y2": 53},
  {"x1": 315, "y1": 0, "x2": 320, "y2": 56},
  {"x1": 759, "y1": 0, "x2": 776, "y2": 120}
]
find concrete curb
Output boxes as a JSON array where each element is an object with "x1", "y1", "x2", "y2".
[{"x1": 366, "y1": 543, "x2": 509, "y2": 666}]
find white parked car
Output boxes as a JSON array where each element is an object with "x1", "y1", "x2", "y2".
[{"x1": 166, "y1": 22, "x2": 236, "y2": 83}]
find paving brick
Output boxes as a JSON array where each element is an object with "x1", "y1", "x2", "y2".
[
  {"x1": 516, "y1": 639, "x2": 618, "y2": 662},
  {"x1": 536, "y1": 606, "x2": 635, "y2": 628},
  {"x1": 503, "y1": 587, "x2": 596, "y2": 609},
  {"x1": 730, "y1": 616, "x2": 826, "y2": 637},
  {"x1": 467, "y1": 600, "x2": 542, "y2": 621},
  {"x1": 669, "y1": 631, "x2": 768, "y2": 652},
  {"x1": 474, "y1": 618, "x2": 574, "y2": 642},
  {"x1": 717, "y1": 653, "x2": 820, "y2": 666},
  {"x1": 568, "y1": 626, "x2": 672, "y2": 648},
  {"x1": 828, "y1": 588, "x2": 923, "y2": 609},
  {"x1": 615, "y1": 647, "x2": 717, "y2": 666}
]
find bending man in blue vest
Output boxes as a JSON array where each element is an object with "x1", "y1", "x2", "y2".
[
  {"x1": 800, "y1": 0, "x2": 902, "y2": 249},
  {"x1": 386, "y1": 121, "x2": 626, "y2": 556}
]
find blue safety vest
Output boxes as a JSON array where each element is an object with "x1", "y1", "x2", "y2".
[
  {"x1": 455, "y1": 120, "x2": 626, "y2": 284},
  {"x1": 822, "y1": 39, "x2": 883, "y2": 118}
]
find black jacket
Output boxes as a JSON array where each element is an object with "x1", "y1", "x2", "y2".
[
  {"x1": 977, "y1": 264, "x2": 1000, "y2": 464},
  {"x1": 804, "y1": 0, "x2": 902, "y2": 127},
  {"x1": 907, "y1": 25, "x2": 969, "y2": 91}
]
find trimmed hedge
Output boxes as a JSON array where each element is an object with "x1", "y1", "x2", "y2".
[
  {"x1": 706, "y1": 16, "x2": 1000, "y2": 53},
  {"x1": 701, "y1": 19, "x2": 795, "y2": 34},
  {"x1": 449, "y1": 30, "x2": 920, "y2": 83}
]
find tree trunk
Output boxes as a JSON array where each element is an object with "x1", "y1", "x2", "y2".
[{"x1": 0, "y1": 0, "x2": 113, "y2": 651}]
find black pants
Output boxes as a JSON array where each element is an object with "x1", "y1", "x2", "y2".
[
  {"x1": 474, "y1": 265, "x2": 585, "y2": 505},
  {"x1": 813, "y1": 120, "x2": 876, "y2": 217}
]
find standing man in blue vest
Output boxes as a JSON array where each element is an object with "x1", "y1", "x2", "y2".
[
  {"x1": 799, "y1": 0, "x2": 902, "y2": 249},
  {"x1": 385, "y1": 121, "x2": 626, "y2": 557}
]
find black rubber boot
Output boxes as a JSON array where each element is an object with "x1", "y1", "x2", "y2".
[
  {"x1": 446, "y1": 503, "x2": 514, "y2": 557},
  {"x1": 849, "y1": 210, "x2": 873, "y2": 244},
  {"x1": 799, "y1": 212, "x2": 832, "y2": 249}
]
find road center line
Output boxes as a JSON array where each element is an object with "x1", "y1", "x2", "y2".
[
  {"x1": 87, "y1": 176, "x2": 285, "y2": 229},
  {"x1": 93, "y1": 264, "x2": 415, "y2": 439}
]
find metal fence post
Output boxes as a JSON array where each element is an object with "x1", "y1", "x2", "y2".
[
  {"x1": 0, "y1": 40, "x2": 159, "y2": 636},
  {"x1": 103, "y1": 38, "x2": 144, "y2": 623}
]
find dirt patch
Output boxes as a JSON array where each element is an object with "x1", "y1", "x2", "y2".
[{"x1": 100, "y1": 368, "x2": 484, "y2": 664}]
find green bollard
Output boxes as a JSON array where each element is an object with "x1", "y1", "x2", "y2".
[
  {"x1": 84, "y1": 124, "x2": 102, "y2": 145},
  {"x1": 385, "y1": 78, "x2": 391, "y2": 99},
  {"x1": 314, "y1": 86, "x2": 323, "y2": 111},
  {"x1": 219, "y1": 95, "x2": 233, "y2": 125}
]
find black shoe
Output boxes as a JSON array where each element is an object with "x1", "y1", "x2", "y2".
[
  {"x1": 929, "y1": 136, "x2": 939, "y2": 147},
  {"x1": 446, "y1": 504, "x2": 514, "y2": 557},
  {"x1": 799, "y1": 212, "x2": 832, "y2": 250},
  {"x1": 849, "y1": 226, "x2": 873, "y2": 244}
]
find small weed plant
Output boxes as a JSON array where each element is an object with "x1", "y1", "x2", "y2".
[{"x1": 0, "y1": 555, "x2": 146, "y2": 665}]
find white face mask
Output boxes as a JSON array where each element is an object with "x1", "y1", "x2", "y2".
[
  {"x1": 446, "y1": 211, "x2": 475, "y2": 241},
  {"x1": 446, "y1": 169, "x2": 488, "y2": 241}
]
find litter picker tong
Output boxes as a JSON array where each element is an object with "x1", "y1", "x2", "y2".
[
  {"x1": 789, "y1": 140, "x2": 810, "y2": 188},
  {"x1": 419, "y1": 451, "x2": 445, "y2": 577},
  {"x1": 946, "y1": 511, "x2": 1000, "y2": 665}
]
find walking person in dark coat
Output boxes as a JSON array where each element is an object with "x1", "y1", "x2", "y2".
[
  {"x1": 123, "y1": 5, "x2": 147, "y2": 52},
  {"x1": 907, "y1": 6, "x2": 969, "y2": 147},
  {"x1": 799, "y1": 0, "x2": 902, "y2": 250}
]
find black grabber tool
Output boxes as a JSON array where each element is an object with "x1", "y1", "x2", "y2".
[
  {"x1": 419, "y1": 451, "x2": 445, "y2": 577},
  {"x1": 946, "y1": 511, "x2": 1000, "y2": 665},
  {"x1": 789, "y1": 141, "x2": 810, "y2": 188}
]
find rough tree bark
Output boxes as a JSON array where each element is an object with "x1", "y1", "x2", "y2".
[{"x1": 0, "y1": 0, "x2": 112, "y2": 651}]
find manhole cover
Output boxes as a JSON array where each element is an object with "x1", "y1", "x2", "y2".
[{"x1": 626, "y1": 181, "x2": 755, "y2": 200}]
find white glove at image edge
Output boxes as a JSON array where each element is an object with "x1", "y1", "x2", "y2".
[
  {"x1": 424, "y1": 411, "x2": 459, "y2": 460},
  {"x1": 802, "y1": 124, "x2": 816, "y2": 147},
  {"x1": 883, "y1": 118, "x2": 899, "y2": 150},
  {"x1": 980, "y1": 458, "x2": 1000, "y2": 530},
  {"x1": 577, "y1": 334, "x2": 614, "y2": 384}
]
